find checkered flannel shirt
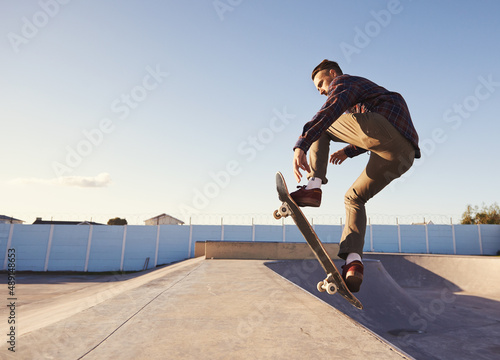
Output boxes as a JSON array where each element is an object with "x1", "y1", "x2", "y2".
[{"x1": 294, "y1": 74, "x2": 421, "y2": 158}]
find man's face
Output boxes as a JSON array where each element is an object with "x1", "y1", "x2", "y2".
[{"x1": 313, "y1": 69, "x2": 336, "y2": 96}]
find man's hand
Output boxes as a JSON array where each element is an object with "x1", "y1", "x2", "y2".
[
  {"x1": 293, "y1": 148, "x2": 311, "y2": 182},
  {"x1": 330, "y1": 149, "x2": 348, "y2": 165}
]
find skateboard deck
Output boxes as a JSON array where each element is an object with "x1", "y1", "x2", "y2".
[{"x1": 273, "y1": 172, "x2": 363, "y2": 309}]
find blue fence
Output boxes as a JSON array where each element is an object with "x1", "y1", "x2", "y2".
[{"x1": 1, "y1": 223, "x2": 499, "y2": 272}]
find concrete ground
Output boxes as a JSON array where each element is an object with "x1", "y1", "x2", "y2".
[
  {"x1": 2, "y1": 249, "x2": 499, "y2": 360},
  {"x1": 1, "y1": 257, "x2": 411, "y2": 360}
]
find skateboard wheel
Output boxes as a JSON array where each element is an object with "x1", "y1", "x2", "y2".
[
  {"x1": 273, "y1": 210, "x2": 282, "y2": 220},
  {"x1": 317, "y1": 281, "x2": 326, "y2": 292},
  {"x1": 279, "y1": 204, "x2": 291, "y2": 218},
  {"x1": 326, "y1": 283, "x2": 338, "y2": 295}
]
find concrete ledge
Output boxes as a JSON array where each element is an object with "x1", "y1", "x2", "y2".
[
  {"x1": 202, "y1": 241, "x2": 340, "y2": 260},
  {"x1": 194, "y1": 241, "x2": 205, "y2": 257}
]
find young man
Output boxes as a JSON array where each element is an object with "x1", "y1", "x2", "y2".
[{"x1": 292, "y1": 60, "x2": 420, "y2": 292}]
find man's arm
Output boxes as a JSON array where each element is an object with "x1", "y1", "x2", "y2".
[
  {"x1": 343, "y1": 144, "x2": 368, "y2": 157},
  {"x1": 330, "y1": 148, "x2": 348, "y2": 165},
  {"x1": 294, "y1": 76, "x2": 357, "y2": 153}
]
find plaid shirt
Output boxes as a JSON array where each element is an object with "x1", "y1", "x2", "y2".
[{"x1": 294, "y1": 74, "x2": 421, "y2": 158}]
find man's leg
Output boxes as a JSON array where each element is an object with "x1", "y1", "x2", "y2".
[
  {"x1": 327, "y1": 113, "x2": 416, "y2": 260},
  {"x1": 338, "y1": 151, "x2": 414, "y2": 258},
  {"x1": 308, "y1": 132, "x2": 341, "y2": 185}
]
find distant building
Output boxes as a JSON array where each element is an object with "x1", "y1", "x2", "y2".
[
  {"x1": 0, "y1": 215, "x2": 24, "y2": 224},
  {"x1": 32, "y1": 217, "x2": 103, "y2": 225},
  {"x1": 144, "y1": 214, "x2": 184, "y2": 225},
  {"x1": 411, "y1": 220, "x2": 434, "y2": 225}
]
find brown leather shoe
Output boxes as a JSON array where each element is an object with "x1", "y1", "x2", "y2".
[
  {"x1": 342, "y1": 261, "x2": 364, "y2": 293},
  {"x1": 290, "y1": 186, "x2": 322, "y2": 207}
]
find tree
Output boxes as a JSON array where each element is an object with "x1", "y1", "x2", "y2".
[
  {"x1": 107, "y1": 217, "x2": 128, "y2": 225},
  {"x1": 460, "y1": 203, "x2": 500, "y2": 224},
  {"x1": 461, "y1": 205, "x2": 475, "y2": 224}
]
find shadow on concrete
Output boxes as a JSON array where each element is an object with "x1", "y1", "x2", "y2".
[{"x1": 265, "y1": 256, "x2": 500, "y2": 360}]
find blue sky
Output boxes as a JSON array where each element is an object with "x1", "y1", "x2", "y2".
[{"x1": 1, "y1": 0, "x2": 499, "y2": 225}]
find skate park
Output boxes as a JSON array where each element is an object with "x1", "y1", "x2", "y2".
[
  {"x1": 2, "y1": 221, "x2": 500, "y2": 360},
  {"x1": 4, "y1": 1, "x2": 500, "y2": 358}
]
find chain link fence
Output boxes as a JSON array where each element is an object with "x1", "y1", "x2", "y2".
[{"x1": 7, "y1": 212, "x2": 462, "y2": 226}]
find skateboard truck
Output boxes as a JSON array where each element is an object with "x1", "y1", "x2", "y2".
[
  {"x1": 273, "y1": 202, "x2": 292, "y2": 220},
  {"x1": 317, "y1": 273, "x2": 338, "y2": 295}
]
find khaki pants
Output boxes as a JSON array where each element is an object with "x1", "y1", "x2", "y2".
[{"x1": 308, "y1": 113, "x2": 415, "y2": 260}]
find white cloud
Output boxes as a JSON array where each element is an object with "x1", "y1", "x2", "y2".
[{"x1": 11, "y1": 173, "x2": 112, "y2": 188}]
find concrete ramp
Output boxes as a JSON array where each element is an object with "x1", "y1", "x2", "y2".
[
  {"x1": 6, "y1": 245, "x2": 500, "y2": 360},
  {"x1": 5, "y1": 259, "x2": 411, "y2": 360},
  {"x1": 266, "y1": 255, "x2": 500, "y2": 360},
  {"x1": 265, "y1": 260, "x2": 424, "y2": 337},
  {"x1": 367, "y1": 254, "x2": 500, "y2": 299}
]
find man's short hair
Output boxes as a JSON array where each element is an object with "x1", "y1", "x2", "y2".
[{"x1": 311, "y1": 60, "x2": 343, "y2": 80}]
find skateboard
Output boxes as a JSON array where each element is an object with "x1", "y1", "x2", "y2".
[{"x1": 273, "y1": 172, "x2": 363, "y2": 309}]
